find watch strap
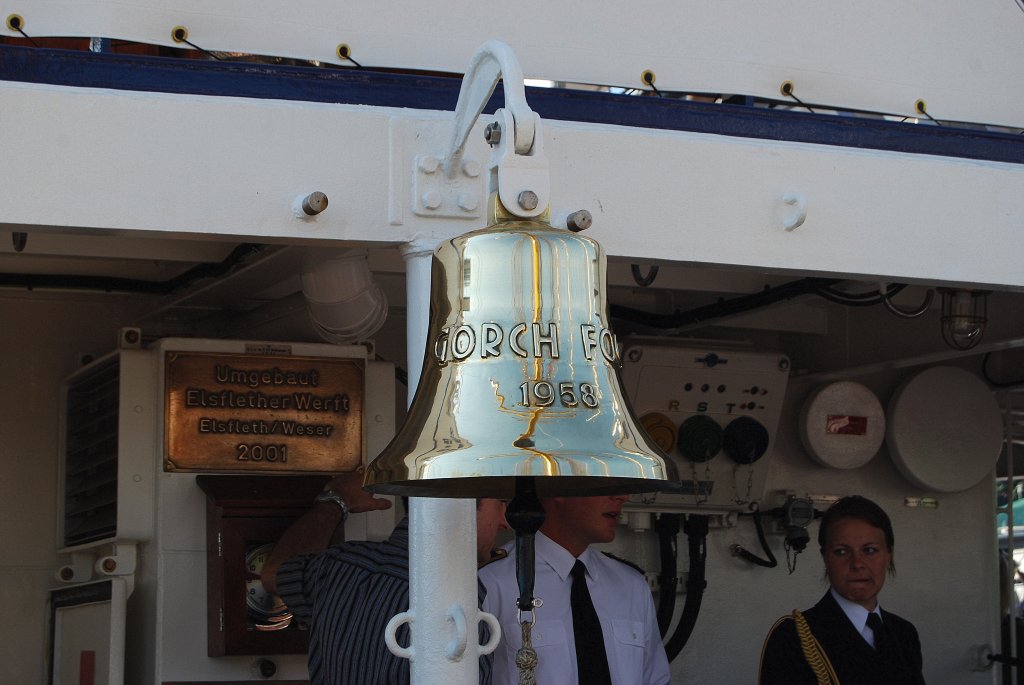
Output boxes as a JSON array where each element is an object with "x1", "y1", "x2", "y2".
[{"x1": 314, "y1": 489, "x2": 349, "y2": 519}]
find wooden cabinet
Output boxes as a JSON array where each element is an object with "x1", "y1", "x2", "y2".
[{"x1": 197, "y1": 475, "x2": 328, "y2": 657}]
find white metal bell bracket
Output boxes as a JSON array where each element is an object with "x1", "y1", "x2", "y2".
[
  {"x1": 384, "y1": 605, "x2": 501, "y2": 662},
  {"x1": 444, "y1": 40, "x2": 550, "y2": 219}
]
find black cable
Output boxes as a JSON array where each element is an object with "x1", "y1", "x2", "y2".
[
  {"x1": 731, "y1": 509, "x2": 778, "y2": 568},
  {"x1": 169, "y1": 28, "x2": 221, "y2": 60},
  {"x1": 819, "y1": 282, "x2": 931, "y2": 317},
  {"x1": 880, "y1": 287, "x2": 933, "y2": 318},
  {"x1": 0, "y1": 243, "x2": 266, "y2": 294},
  {"x1": 10, "y1": 24, "x2": 39, "y2": 48},
  {"x1": 640, "y1": 71, "x2": 663, "y2": 98},
  {"x1": 816, "y1": 285, "x2": 885, "y2": 300},
  {"x1": 781, "y1": 82, "x2": 816, "y2": 114},
  {"x1": 654, "y1": 513, "x2": 681, "y2": 637},
  {"x1": 814, "y1": 289, "x2": 885, "y2": 306},
  {"x1": 179, "y1": 38, "x2": 223, "y2": 60},
  {"x1": 610, "y1": 276, "x2": 928, "y2": 334},
  {"x1": 988, "y1": 653, "x2": 1024, "y2": 668},
  {"x1": 917, "y1": 109, "x2": 943, "y2": 127},
  {"x1": 336, "y1": 45, "x2": 363, "y2": 68},
  {"x1": 610, "y1": 277, "x2": 844, "y2": 332},
  {"x1": 815, "y1": 283, "x2": 907, "y2": 306},
  {"x1": 663, "y1": 514, "x2": 709, "y2": 662}
]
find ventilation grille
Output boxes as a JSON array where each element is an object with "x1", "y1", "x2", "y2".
[{"x1": 63, "y1": 355, "x2": 120, "y2": 547}]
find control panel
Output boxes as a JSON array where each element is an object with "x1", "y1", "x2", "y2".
[{"x1": 619, "y1": 340, "x2": 790, "y2": 512}]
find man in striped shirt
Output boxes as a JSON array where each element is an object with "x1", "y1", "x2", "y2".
[{"x1": 262, "y1": 469, "x2": 508, "y2": 684}]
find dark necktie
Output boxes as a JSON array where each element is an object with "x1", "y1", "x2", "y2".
[
  {"x1": 866, "y1": 612, "x2": 888, "y2": 653},
  {"x1": 570, "y1": 559, "x2": 612, "y2": 685}
]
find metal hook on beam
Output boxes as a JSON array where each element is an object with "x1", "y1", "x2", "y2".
[
  {"x1": 443, "y1": 40, "x2": 549, "y2": 219},
  {"x1": 445, "y1": 40, "x2": 535, "y2": 177}
]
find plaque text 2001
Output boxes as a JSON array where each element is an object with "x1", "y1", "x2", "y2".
[{"x1": 236, "y1": 443, "x2": 288, "y2": 463}]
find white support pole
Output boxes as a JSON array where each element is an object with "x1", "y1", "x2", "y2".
[
  {"x1": 401, "y1": 240, "x2": 483, "y2": 685},
  {"x1": 389, "y1": 43, "x2": 540, "y2": 683}
]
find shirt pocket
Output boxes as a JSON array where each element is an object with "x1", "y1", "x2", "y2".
[
  {"x1": 610, "y1": 619, "x2": 646, "y2": 676},
  {"x1": 529, "y1": 620, "x2": 569, "y2": 650},
  {"x1": 611, "y1": 619, "x2": 646, "y2": 647}
]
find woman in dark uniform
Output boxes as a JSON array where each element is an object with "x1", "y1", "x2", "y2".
[{"x1": 759, "y1": 495, "x2": 925, "y2": 684}]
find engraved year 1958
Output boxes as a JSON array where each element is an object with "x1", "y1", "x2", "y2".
[{"x1": 519, "y1": 380, "x2": 599, "y2": 408}]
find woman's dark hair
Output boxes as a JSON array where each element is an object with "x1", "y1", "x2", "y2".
[{"x1": 817, "y1": 495, "x2": 896, "y2": 572}]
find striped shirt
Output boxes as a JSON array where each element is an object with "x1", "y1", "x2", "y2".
[{"x1": 277, "y1": 519, "x2": 491, "y2": 685}]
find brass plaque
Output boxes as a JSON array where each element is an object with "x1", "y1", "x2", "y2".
[{"x1": 164, "y1": 351, "x2": 364, "y2": 474}]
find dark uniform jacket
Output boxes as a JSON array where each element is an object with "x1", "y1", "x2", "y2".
[{"x1": 760, "y1": 590, "x2": 925, "y2": 685}]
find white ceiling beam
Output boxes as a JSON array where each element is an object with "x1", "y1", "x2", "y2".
[{"x1": 2, "y1": 80, "x2": 1022, "y2": 291}]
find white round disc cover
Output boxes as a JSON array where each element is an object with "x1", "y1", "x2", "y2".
[
  {"x1": 885, "y1": 366, "x2": 1002, "y2": 492},
  {"x1": 800, "y1": 381, "x2": 885, "y2": 469}
]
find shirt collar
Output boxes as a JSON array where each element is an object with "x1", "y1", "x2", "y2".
[
  {"x1": 830, "y1": 585, "x2": 880, "y2": 633},
  {"x1": 535, "y1": 531, "x2": 601, "y2": 582}
]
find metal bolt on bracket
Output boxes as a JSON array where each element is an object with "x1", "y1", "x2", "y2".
[
  {"x1": 484, "y1": 122, "x2": 502, "y2": 146},
  {"x1": 566, "y1": 210, "x2": 593, "y2": 232},
  {"x1": 421, "y1": 191, "x2": 443, "y2": 210},
  {"x1": 419, "y1": 156, "x2": 441, "y2": 174},
  {"x1": 517, "y1": 190, "x2": 539, "y2": 211}
]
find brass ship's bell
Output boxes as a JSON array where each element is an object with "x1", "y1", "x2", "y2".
[{"x1": 365, "y1": 217, "x2": 679, "y2": 499}]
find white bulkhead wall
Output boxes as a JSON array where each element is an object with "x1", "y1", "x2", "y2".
[
  {"x1": 0, "y1": 296, "x2": 134, "y2": 685},
  {"x1": 1, "y1": 273, "x2": 1008, "y2": 684},
  {"x1": 599, "y1": 367, "x2": 1002, "y2": 685}
]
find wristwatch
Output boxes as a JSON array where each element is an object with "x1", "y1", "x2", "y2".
[{"x1": 314, "y1": 489, "x2": 349, "y2": 520}]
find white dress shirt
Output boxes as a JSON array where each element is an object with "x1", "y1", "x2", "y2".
[
  {"x1": 479, "y1": 531, "x2": 671, "y2": 685},
  {"x1": 830, "y1": 586, "x2": 883, "y2": 649}
]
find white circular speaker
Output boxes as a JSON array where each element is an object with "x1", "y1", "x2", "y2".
[{"x1": 886, "y1": 366, "x2": 1002, "y2": 493}]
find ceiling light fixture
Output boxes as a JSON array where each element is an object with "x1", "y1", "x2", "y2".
[{"x1": 939, "y1": 288, "x2": 989, "y2": 351}]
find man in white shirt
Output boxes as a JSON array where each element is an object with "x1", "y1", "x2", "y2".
[{"x1": 478, "y1": 494, "x2": 671, "y2": 685}]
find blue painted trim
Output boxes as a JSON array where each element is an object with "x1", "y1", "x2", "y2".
[{"x1": 2, "y1": 44, "x2": 1021, "y2": 164}]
